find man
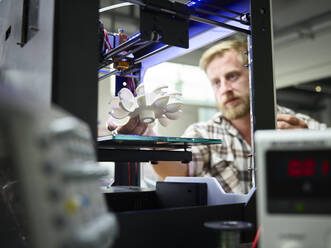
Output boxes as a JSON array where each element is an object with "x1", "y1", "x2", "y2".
[{"x1": 106, "y1": 40, "x2": 326, "y2": 194}]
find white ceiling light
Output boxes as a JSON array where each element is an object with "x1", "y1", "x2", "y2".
[{"x1": 99, "y1": 2, "x2": 135, "y2": 13}]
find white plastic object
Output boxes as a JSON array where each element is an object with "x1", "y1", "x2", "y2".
[
  {"x1": 108, "y1": 85, "x2": 183, "y2": 128},
  {"x1": 118, "y1": 87, "x2": 137, "y2": 112},
  {"x1": 153, "y1": 85, "x2": 168, "y2": 94},
  {"x1": 108, "y1": 115, "x2": 131, "y2": 126},
  {"x1": 158, "y1": 115, "x2": 169, "y2": 127},
  {"x1": 166, "y1": 91, "x2": 183, "y2": 113},
  {"x1": 136, "y1": 95, "x2": 147, "y2": 107},
  {"x1": 136, "y1": 84, "x2": 145, "y2": 97},
  {"x1": 165, "y1": 110, "x2": 182, "y2": 120},
  {"x1": 165, "y1": 100, "x2": 182, "y2": 113},
  {"x1": 109, "y1": 97, "x2": 130, "y2": 119},
  {"x1": 140, "y1": 109, "x2": 155, "y2": 124},
  {"x1": 152, "y1": 95, "x2": 169, "y2": 108}
]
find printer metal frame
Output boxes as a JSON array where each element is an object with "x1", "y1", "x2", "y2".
[{"x1": 95, "y1": 0, "x2": 276, "y2": 186}]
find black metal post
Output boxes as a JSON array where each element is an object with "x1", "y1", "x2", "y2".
[
  {"x1": 51, "y1": 0, "x2": 99, "y2": 141},
  {"x1": 113, "y1": 162, "x2": 141, "y2": 186},
  {"x1": 248, "y1": 0, "x2": 276, "y2": 236},
  {"x1": 249, "y1": 0, "x2": 276, "y2": 187},
  {"x1": 249, "y1": 0, "x2": 276, "y2": 132}
]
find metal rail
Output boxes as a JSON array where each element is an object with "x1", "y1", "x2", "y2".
[
  {"x1": 116, "y1": 40, "x2": 155, "y2": 61},
  {"x1": 98, "y1": 69, "x2": 119, "y2": 81},
  {"x1": 194, "y1": 7, "x2": 248, "y2": 25},
  {"x1": 103, "y1": 33, "x2": 142, "y2": 60},
  {"x1": 133, "y1": 45, "x2": 170, "y2": 64},
  {"x1": 190, "y1": 15, "x2": 250, "y2": 34}
]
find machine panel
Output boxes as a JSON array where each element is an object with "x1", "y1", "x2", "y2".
[
  {"x1": 0, "y1": 86, "x2": 117, "y2": 248},
  {"x1": 256, "y1": 130, "x2": 331, "y2": 248}
]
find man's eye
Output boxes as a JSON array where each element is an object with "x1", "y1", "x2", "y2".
[
  {"x1": 227, "y1": 73, "x2": 239, "y2": 81},
  {"x1": 213, "y1": 80, "x2": 220, "y2": 87}
]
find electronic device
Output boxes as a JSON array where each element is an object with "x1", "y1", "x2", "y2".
[
  {"x1": 0, "y1": 86, "x2": 117, "y2": 248},
  {"x1": 255, "y1": 129, "x2": 331, "y2": 248}
]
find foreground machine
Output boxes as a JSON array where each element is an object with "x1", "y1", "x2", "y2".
[
  {"x1": 0, "y1": 86, "x2": 118, "y2": 248},
  {"x1": 256, "y1": 130, "x2": 331, "y2": 248}
]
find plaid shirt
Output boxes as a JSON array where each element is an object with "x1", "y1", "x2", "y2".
[{"x1": 182, "y1": 105, "x2": 327, "y2": 194}]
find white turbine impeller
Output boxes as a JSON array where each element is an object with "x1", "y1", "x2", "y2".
[{"x1": 108, "y1": 84, "x2": 183, "y2": 128}]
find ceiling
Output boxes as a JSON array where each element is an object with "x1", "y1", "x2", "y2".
[{"x1": 272, "y1": 0, "x2": 331, "y2": 31}]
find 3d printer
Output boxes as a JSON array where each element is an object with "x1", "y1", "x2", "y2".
[{"x1": 95, "y1": 0, "x2": 276, "y2": 247}]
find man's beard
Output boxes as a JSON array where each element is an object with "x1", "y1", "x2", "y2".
[{"x1": 219, "y1": 93, "x2": 250, "y2": 120}]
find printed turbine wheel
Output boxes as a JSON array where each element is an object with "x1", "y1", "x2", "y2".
[
  {"x1": 109, "y1": 97, "x2": 130, "y2": 119},
  {"x1": 118, "y1": 87, "x2": 137, "y2": 112},
  {"x1": 108, "y1": 84, "x2": 183, "y2": 129},
  {"x1": 165, "y1": 110, "x2": 182, "y2": 120}
]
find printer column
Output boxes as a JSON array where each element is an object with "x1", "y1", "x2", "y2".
[{"x1": 113, "y1": 162, "x2": 141, "y2": 186}]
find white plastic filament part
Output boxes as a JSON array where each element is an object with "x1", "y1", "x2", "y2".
[{"x1": 108, "y1": 85, "x2": 183, "y2": 129}]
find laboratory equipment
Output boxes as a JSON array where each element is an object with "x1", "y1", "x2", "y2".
[
  {"x1": 0, "y1": 85, "x2": 118, "y2": 248},
  {"x1": 255, "y1": 129, "x2": 331, "y2": 248}
]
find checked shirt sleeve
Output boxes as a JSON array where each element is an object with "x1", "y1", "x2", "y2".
[{"x1": 182, "y1": 123, "x2": 211, "y2": 177}]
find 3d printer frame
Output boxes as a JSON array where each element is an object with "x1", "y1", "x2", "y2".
[{"x1": 96, "y1": 0, "x2": 276, "y2": 187}]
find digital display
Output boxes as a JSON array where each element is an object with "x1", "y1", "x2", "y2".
[
  {"x1": 287, "y1": 158, "x2": 329, "y2": 177},
  {"x1": 266, "y1": 150, "x2": 331, "y2": 214}
]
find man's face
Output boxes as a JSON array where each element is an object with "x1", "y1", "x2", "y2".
[{"x1": 206, "y1": 50, "x2": 250, "y2": 120}]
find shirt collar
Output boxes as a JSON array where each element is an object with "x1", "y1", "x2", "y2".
[{"x1": 212, "y1": 112, "x2": 240, "y2": 137}]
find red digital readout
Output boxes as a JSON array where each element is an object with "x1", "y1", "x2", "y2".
[
  {"x1": 288, "y1": 159, "x2": 302, "y2": 177},
  {"x1": 288, "y1": 159, "x2": 330, "y2": 177},
  {"x1": 322, "y1": 160, "x2": 330, "y2": 175}
]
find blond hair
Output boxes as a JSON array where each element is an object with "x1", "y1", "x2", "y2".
[{"x1": 199, "y1": 40, "x2": 248, "y2": 72}]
